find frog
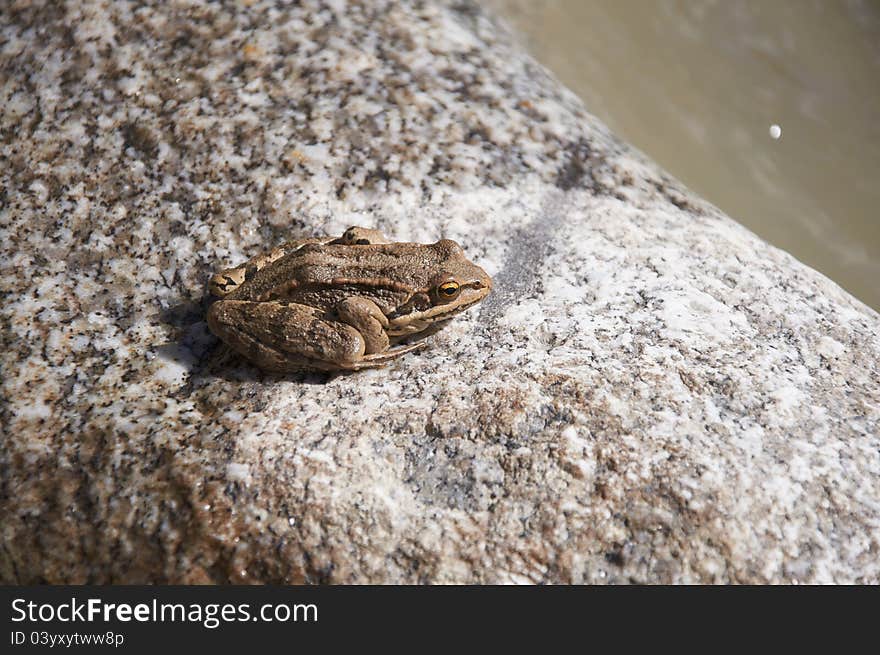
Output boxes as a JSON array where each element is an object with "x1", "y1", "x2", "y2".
[{"x1": 206, "y1": 226, "x2": 493, "y2": 372}]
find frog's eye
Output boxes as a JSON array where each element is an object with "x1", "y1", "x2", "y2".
[{"x1": 436, "y1": 281, "x2": 461, "y2": 301}]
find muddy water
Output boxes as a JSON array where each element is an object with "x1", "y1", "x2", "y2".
[{"x1": 488, "y1": 0, "x2": 880, "y2": 310}]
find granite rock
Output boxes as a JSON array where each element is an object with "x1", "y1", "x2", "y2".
[{"x1": 1, "y1": 0, "x2": 878, "y2": 583}]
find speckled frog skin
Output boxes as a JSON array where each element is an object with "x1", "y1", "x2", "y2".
[{"x1": 207, "y1": 227, "x2": 492, "y2": 371}]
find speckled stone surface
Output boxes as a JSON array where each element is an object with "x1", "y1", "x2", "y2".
[{"x1": 2, "y1": 0, "x2": 878, "y2": 584}]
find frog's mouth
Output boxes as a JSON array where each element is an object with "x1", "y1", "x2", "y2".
[{"x1": 385, "y1": 286, "x2": 490, "y2": 336}]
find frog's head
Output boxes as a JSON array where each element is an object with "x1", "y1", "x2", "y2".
[{"x1": 386, "y1": 239, "x2": 492, "y2": 335}]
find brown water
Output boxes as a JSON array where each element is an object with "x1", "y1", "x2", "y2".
[{"x1": 488, "y1": 0, "x2": 880, "y2": 311}]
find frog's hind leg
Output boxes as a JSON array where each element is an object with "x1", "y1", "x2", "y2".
[{"x1": 208, "y1": 300, "x2": 368, "y2": 372}]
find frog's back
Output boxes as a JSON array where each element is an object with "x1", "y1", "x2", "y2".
[{"x1": 227, "y1": 242, "x2": 453, "y2": 304}]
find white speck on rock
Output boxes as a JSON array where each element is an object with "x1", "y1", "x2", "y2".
[
  {"x1": 227, "y1": 463, "x2": 251, "y2": 486},
  {"x1": 817, "y1": 336, "x2": 845, "y2": 359}
]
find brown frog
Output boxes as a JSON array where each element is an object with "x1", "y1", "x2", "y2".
[{"x1": 207, "y1": 227, "x2": 492, "y2": 371}]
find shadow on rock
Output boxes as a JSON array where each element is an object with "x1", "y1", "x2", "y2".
[{"x1": 156, "y1": 297, "x2": 331, "y2": 390}]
